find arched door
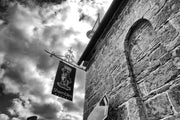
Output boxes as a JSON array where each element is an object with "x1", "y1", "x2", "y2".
[{"x1": 124, "y1": 19, "x2": 156, "y2": 120}]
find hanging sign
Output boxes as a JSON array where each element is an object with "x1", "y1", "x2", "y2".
[{"x1": 52, "y1": 61, "x2": 76, "y2": 101}]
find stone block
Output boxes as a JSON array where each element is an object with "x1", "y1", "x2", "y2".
[
  {"x1": 117, "y1": 103, "x2": 129, "y2": 120},
  {"x1": 138, "y1": 81, "x2": 148, "y2": 97},
  {"x1": 110, "y1": 59, "x2": 124, "y2": 77},
  {"x1": 114, "y1": 68, "x2": 129, "y2": 87},
  {"x1": 161, "y1": 116, "x2": 174, "y2": 120},
  {"x1": 151, "y1": 0, "x2": 180, "y2": 29},
  {"x1": 169, "y1": 13, "x2": 180, "y2": 33},
  {"x1": 173, "y1": 57, "x2": 180, "y2": 70},
  {"x1": 93, "y1": 81, "x2": 104, "y2": 92},
  {"x1": 160, "y1": 52, "x2": 172, "y2": 65},
  {"x1": 165, "y1": 35, "x2": 180, "y2": 51},
  {"x1": 109, "y1": 80, "x2": 135, "y2": 107},
  {"x1": 131, "y1": 44, "x2": 144, "y2": 64},
  {"x1": 160, "y1": 114, "x2": 180, "y2": 120},
  {"x1": 105, "y1": 76, "x2": 114, "y2": 94},
  {"x1": 172, "y1": 46, "x2": 180, "y2": 69},
  {"x1": 85, "y1": 85, "x2": 94, "y2": 100},
  {"x1": 128, "y1": 97, "x2": 146, "y2": 120},
  {"x1": 133, "y1": 58, "x2": 149, "y2": 76},
  {"x1": 157, "y1": 22, "x2": 178, "y2": 45},
  {"x1": 168, "y1": 84, "x2": 180, "y2": 113},
  {"x1": 105, "y1": 105, "x2": 118, "y2": 120},
  {"x1": 144, "y1": 60, "x2": 178, "y2": 93},
  {"x1": 145, "y1": 93, "x2": 174, "y2": 120},
  {"x1": 136, "y1": 60, "x2": 161, "y2": 82},
  {"x1": 144, "y1": 0, "x2": 167, "y2": 19},
  {"x1": 149, "y1": 45, "x2": 167, "y2": 62}
]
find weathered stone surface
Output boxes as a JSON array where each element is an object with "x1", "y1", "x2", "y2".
[
  {"x1": 85, "y1": 85, "x2": 94, "y2": 100},
  {"x1": 169, "y1": 13, "x2": 180, "y2": 33},
  {"x1": 129, "y1": 22, "x2": 153, "y2": 64},
  {"x1": 168, "y1": 84, "x2": 180, "y2": 113},
  {"x1": 117, "y1": 103, "x2": 129, "y2": 120},
  {"x1": 133, "y1": 57, "x2": 149, "y2": 76},
  {"x1": 145, "y1": 93, "x2": 174, "y2": 120},
  {"x1": 157, "y1": 22, "x2": 179, "y2": 45},
  {"x1": 165, "y1": 33, "x2": 180, "y2": 52},
  {"x1": 172, "y1": 46, "x2": 180, "y2": 69},
  {"x1": 173, "y1": 57, "x2": 180, "y2": 70},
  {"x1": 111, "y1": 60, "x2": 128, "y2": 78},
  {"x1": 83, "y1": 106, "x2": 94, "y2": 120},
  {"x1": 149, "y1": 45, "x2": 167, "y2": 62},
  {"x1": 128, "y1": 97, "x2": 146, "y2": 120},
  {"x1": 144, "y1": 60, "x2": 178, "y2": 93},
  {"x1": 110, "y1": 59, "x2": 124, "y2": 77},
  {"x1": 114, "y1": 68, "x2": 129, "y2": 87},
  {"x1": 173, "y1": 46, "x2": 180, "y2": 58},
  {"x1": 136, "y1": 60, "x2": 161, "y2": 82},
  {"x1": 110, "y1": 79, "x2": 135, "y2": 107},
  {"x1": 105, "y1": 76, "x2": 114, "y2": 94},
  {"x1": 144, "y1": 0, "x2": 167, "y2": 19},
  {"x1": 83, "y1": 100, "x2": 88, "y2": 114},
  {"x1": 161, "y1": 116, "x2": 175, "y2": 120},
  {"x1": 87, "y1": 91, "x2": 103, "y2": 108},
  {"x1": 105, "y1": 105, "x2": 118, "y2": 120},
  {"x1": 138, "y1": 81, "x2": 148, "y2": 97},
  {"x1": 160, "y1": 52, "x2": 172, "y2": 65},
  {"x1": 151, "y1": 0, "x2": 180, "y2": 29},
  {"x1": 128, "y1": 97, "x2": 141, "y2": 120},
  {"x1": 83, "y1": 0, "x2": 180, "y2": 119},
  {"x1": 160, "y1": 114, "x2": 180, "y2": 120}
]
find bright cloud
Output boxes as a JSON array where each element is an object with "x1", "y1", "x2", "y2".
[
  {"x1": 0, "y1": 114, "x2": 9, "y2": 120},
  {"x1": 0, "y1": 0, "x2": 112, "y2": 120}
]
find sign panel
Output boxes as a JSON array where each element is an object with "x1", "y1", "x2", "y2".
[{"x1": 52, "y1": 61, "x2": 76, "y2": 101}]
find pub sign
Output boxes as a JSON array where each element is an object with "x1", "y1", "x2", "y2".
[{"x1": 52, "y1": 61, "x2": 76, "y2": 101}]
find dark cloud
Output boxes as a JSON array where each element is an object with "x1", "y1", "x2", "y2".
[
  {"x1": 1, "y1": 61, "x2": 10, "y2": 70},
  {"x1": 79, "y1": 13, "x2": 95, "y2": 26},
  {"x1": 0, "y1": 26, "x2": 29, "y2": 53},
  {"x1": 0, "y1": 83, "x2": 19, "y2": 117},
  {"x1": 40, "y1": 5, "x2": 70, "y2": 24},
  {"x1": 28, "y1": 79, "x2": 50, "y2": 101},
  {"x1": 3, "y1": 63, "x2": 25, "y2": 84},
  {"x1": 0, "y1": 0, "x2": 68, "y2": 29},
  {"x1": 35, "y1": 52, "x2": 56, "y2": 72},
  {"x1": 63, "y1": 101, "x2": 81, "y2": 112},
  {"x1": 0, "y1": 24, "x2": 56, "y2": 72},
  {"x1": 0, "y1": 0, "x2": 67, "y2": 9},
  {"x1": 31, "y1": 102, "x2": 60, "y2": 120},
  {"x1": 34, "y1": 0, "x2": 67, "y2": 6}
]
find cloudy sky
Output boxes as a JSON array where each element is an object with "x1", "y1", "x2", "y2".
[{"x1": 0, "y1": 0, "x2": 112, "y2": 120}]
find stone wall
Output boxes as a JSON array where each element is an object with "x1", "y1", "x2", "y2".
[{"x1": 83, "y1": 0, "x2": 180, "y2": 120}]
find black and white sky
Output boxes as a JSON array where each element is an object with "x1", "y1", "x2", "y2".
[{"x1": 0, "y1": 0, "x2": 112, "y2": 120}]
